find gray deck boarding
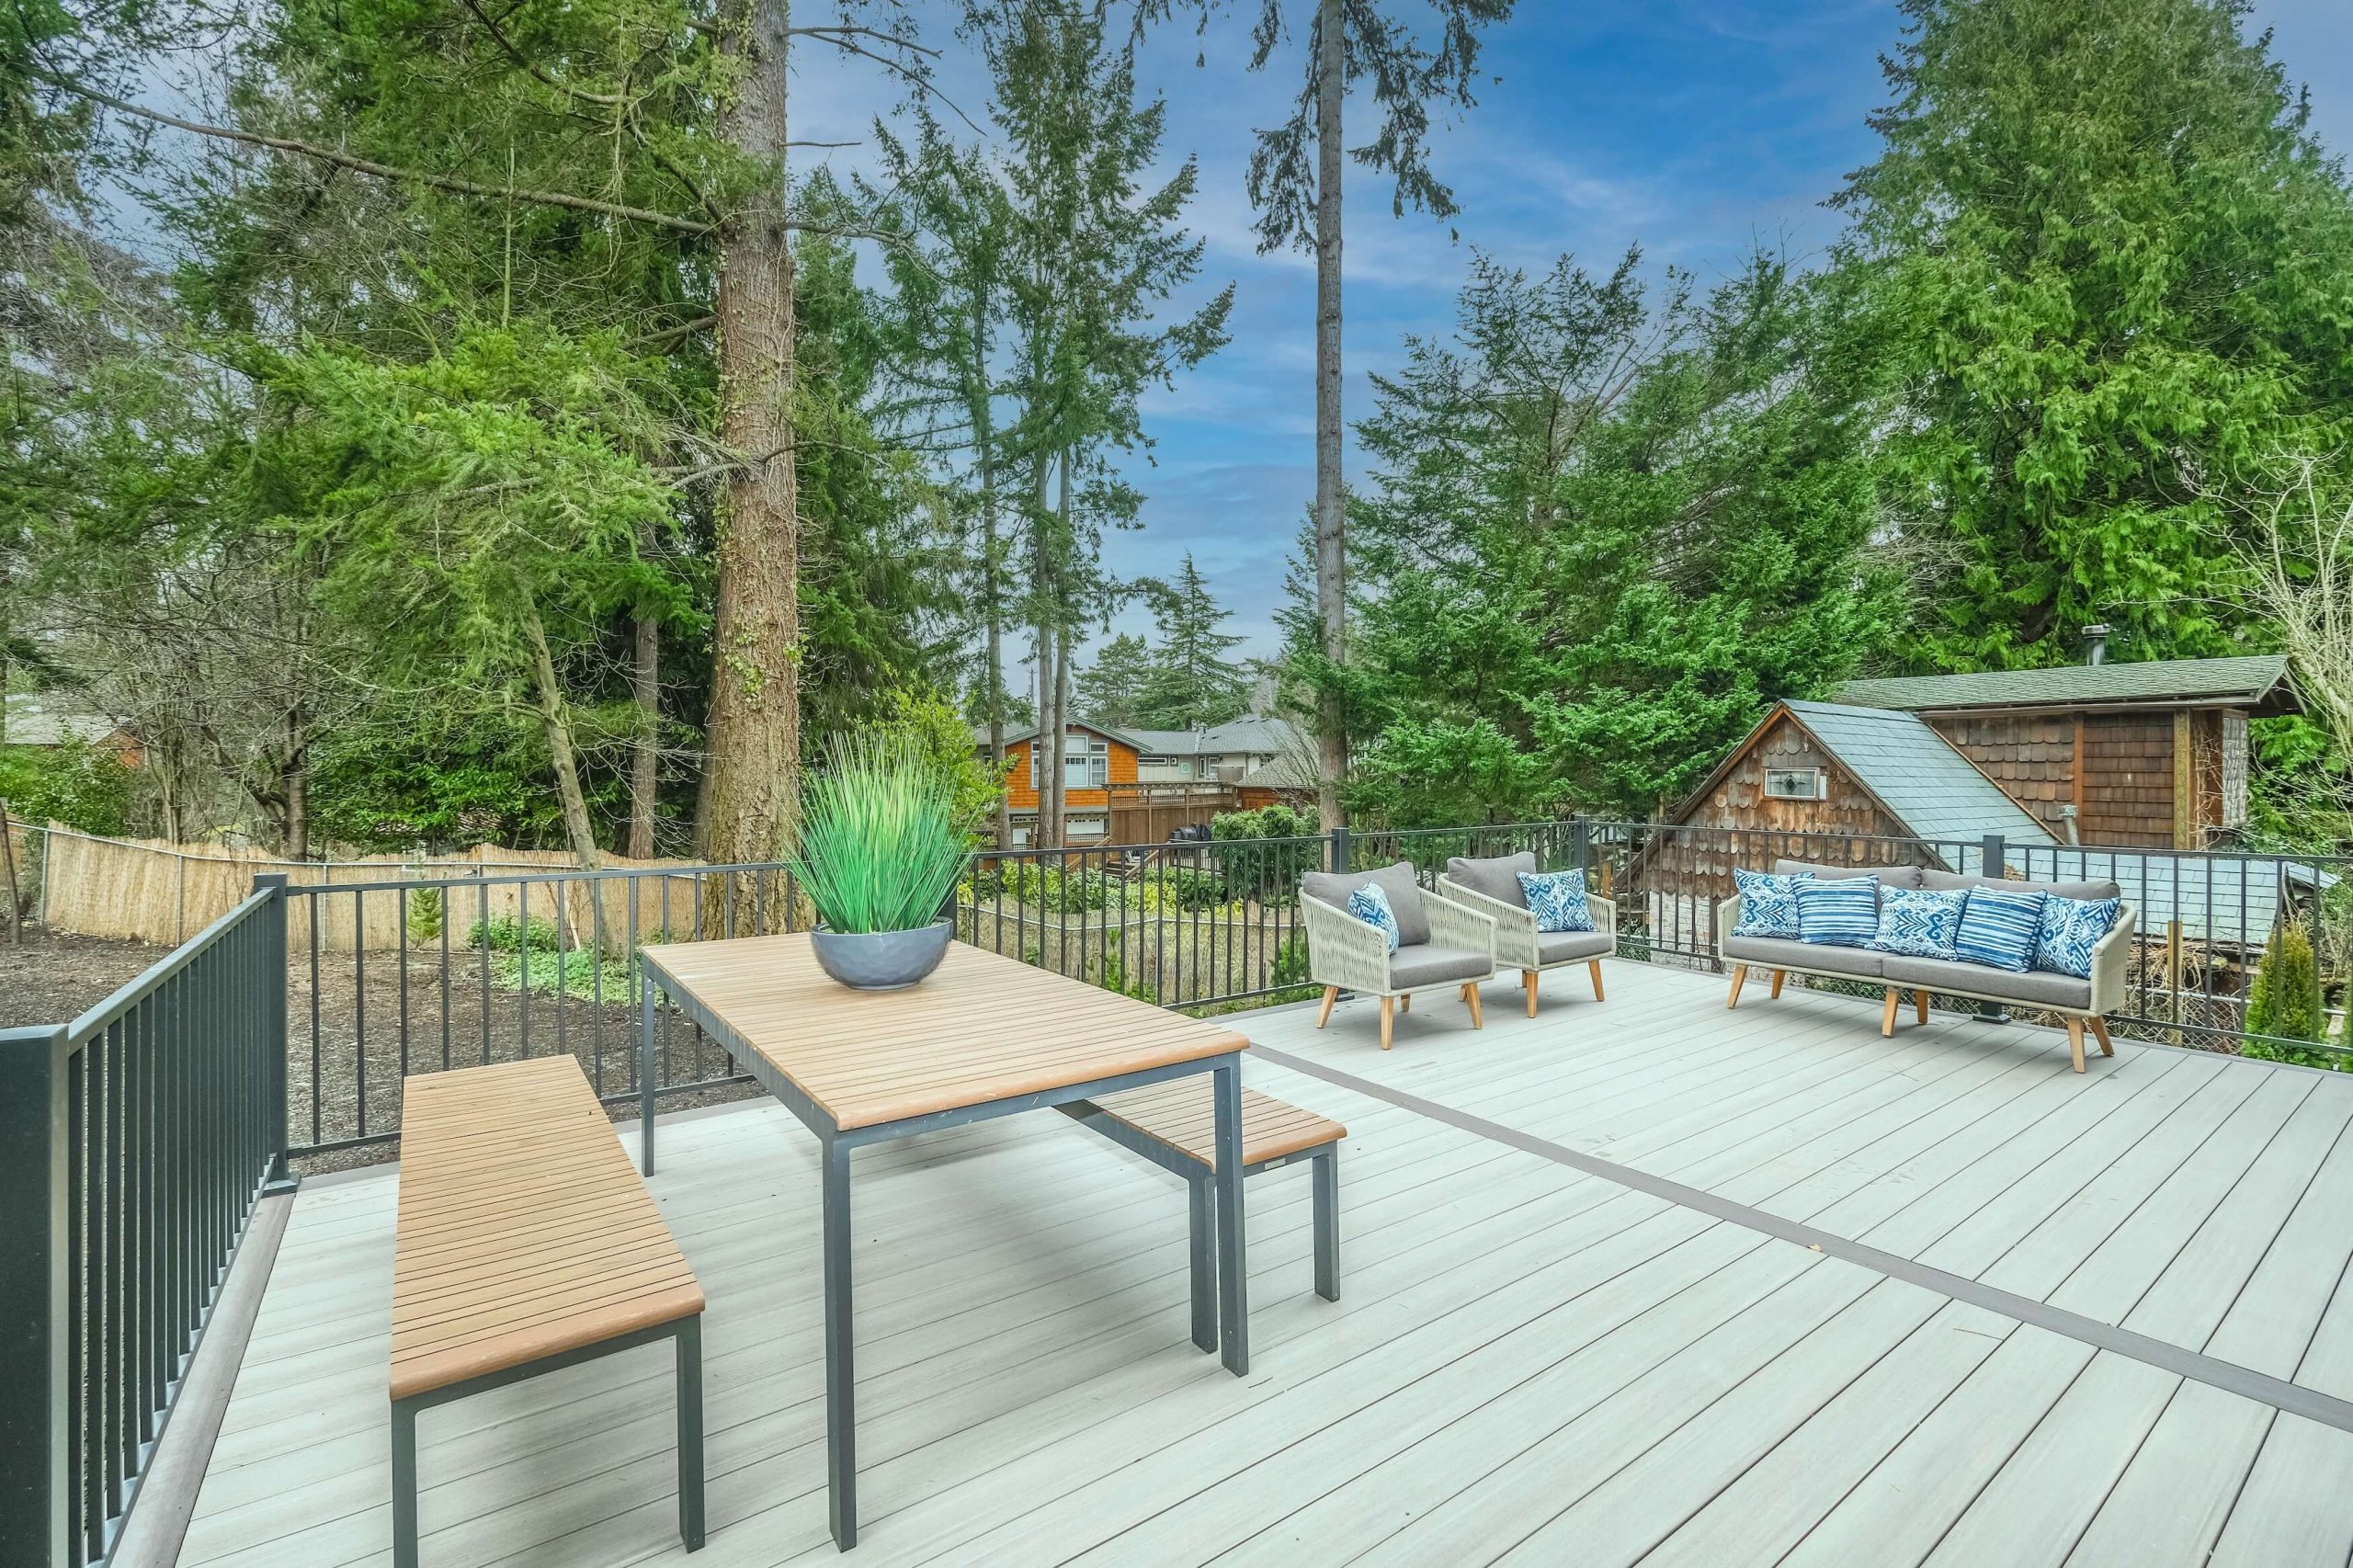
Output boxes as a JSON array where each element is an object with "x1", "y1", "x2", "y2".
[{"x1": 180, "y1": 960, "x2": 2353, "y2": 1565}]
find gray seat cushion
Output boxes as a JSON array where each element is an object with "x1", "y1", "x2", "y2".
[
  {"x1": 1722, "y1": 933, "x2": 1884, "y2": 978},
  {"x1": 1536, "y1": 929, "x2": 1612, "y2": 965},
  {"x1": 1920, "y1": 869, "x2": 2121, "y2": 902},
  {"x1": 1446, "y1": 851, "x2": 1535, "y2": 909},
  {"x1": 1302, "y1": 860, "x2": 1431, "y2": 947},
  {"x1": 1881, "y1": 955, "x2": 2093, "y2": 1011},
  {"x1": 1776, "y1": 858, "x2": 1926, "y2": 891},
  {"x1": 1388, "y1": 944, "x2": 1492, "y2": 989}
]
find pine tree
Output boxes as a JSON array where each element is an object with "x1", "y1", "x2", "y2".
[
  {"x1": 1836, "y1": 0, "x2": 2353, "y2": 670},
  {"x1": 2246, "y1": 920, "x2": 2327, "y2": 1044},
  {"x1": 1075, "y1": 633, "x2": 1154, "y2": 728},
  {"x1": 1137, "y1": 554, "x2": 1249, "y2": 731}
]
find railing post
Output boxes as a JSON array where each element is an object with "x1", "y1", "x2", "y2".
[
  {"x1": 0, "y1": 1024, "x2": 71, "y2": 1568},
  {"x1": 253, "y1": 874, "x2": 298, "y2": 1194},
  {"x1": 1976, "y1": 834, "x2": 2010, "y2": 1023},
  {"x1": 1570, "y1": 814, "x2": 1591, "y2": 875},
  {"x1": 1329, "y1": 825, "x2": 1350, "y2": 875}
]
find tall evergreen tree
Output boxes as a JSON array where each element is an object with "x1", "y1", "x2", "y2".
[
  {"x1": 1075, "y1": 631, "x2": 1154, "y2": 727},
  {"x1": 1136, "y1": 553, "x2": 1249, "y2": 730},
  {"x1": 1837, "y1": 0, "x2": 2353, "y2": 670}
]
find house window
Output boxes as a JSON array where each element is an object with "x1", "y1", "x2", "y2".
[
  {"x1": 1030, "y1": 733, "x2": 1109, "y2": 790},
  {"x1": 1764, "y1": 767, "x2": 1828, "y2": 801}
]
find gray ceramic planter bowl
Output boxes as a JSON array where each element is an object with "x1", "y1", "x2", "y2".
[{"x1": 809, "y1": 920, "x2": 954, "y2": 991}]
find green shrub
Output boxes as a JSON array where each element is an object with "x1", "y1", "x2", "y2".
[
  {"x1": 964, "y1": 861, "x2": 1113, "y2": 913},
  {"x1": 1139, "y1": 866, "x2": 1227, "y2": 913},
  {"x1": 466, "y1": 914, "x2": 558, "y2": 952},
  {"x1": 1211, "y1": 805, "x2": 1323, "y2": 903},
  {"x1": 1269, "y1": 931, "x2": 1311, "y2": 989},
  {"x1": 0, "y1": 738, "x2": 136, "y2": 836},
  {"x1": 2247, "y1": 921, "x2": 2327, "y2": 1044},
  {"x1": 405, "y1": 885, "x2": 444, "y2": 944}
]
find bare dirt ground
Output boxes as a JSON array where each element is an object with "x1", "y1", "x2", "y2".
[{"x1": 0, "y1": 931, "x2": 172, "y2": 1028}]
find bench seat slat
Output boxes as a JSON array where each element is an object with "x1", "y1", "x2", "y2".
[
  {"x1": 392, "y1": 1057, "x2": 704, "y2": 1403},
  {"x1": 1090, "y1": 1082, "x2": 1345, "y2": 1170}
]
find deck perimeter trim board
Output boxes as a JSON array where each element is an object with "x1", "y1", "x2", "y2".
[{"x1": 1250, "y1": 1041, "x2": 2353, "y2": 1434}]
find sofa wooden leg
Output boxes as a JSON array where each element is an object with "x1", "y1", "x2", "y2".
[
  {"x1": 1915, "y1": 989, "x2": 1930, "y2": 1026},
  {"x1": 1727, "y1": 965, "x2": 1749, "y2": 1010},
  {"x1": 1462, "y1": 983, "x2": 1483, "y2": 1029},
  {"x1": 1523, "y1": 969, "x2": 1538, "y2": 1017},
  {"x1": 2065, "y1": 1017, "x2": 2086, "y2": 1074},
  {"x1": 1881, "y1": 987, "x2": 1900, "y2": 1037},
  {"x1": 1587, "y1": 960, "x2": 1605, "y2": 1003},
  {"x1": 1399, "y1": 992, "x2": 1412, "y2": 1014},
  {"x1": 2088, "y1": 1016, "x2": 2113, "y2": 1057},
  {"x1": 1379, "y1": 995, "x2": 1394, "y2": 1051},
  {"x1": 1769, "y1": 970, "x2": 1786, "y2": 999},
  {"x1": 1316, "y1": 986, "x2": 1338, "y2": 1028}
]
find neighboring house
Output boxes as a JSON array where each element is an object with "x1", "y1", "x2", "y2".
[
  {"x1": 2, "y1": 694, "x2": 141, "y2": 766},
  {"x1": 1834, "y1": 649, "x2": 2295, "y2": 851},
  {"x1": 1659, "y1": 689, "x2": 2325, "y2": 950},
  {"x1": 974, "y1": 716, "x2": 1309, "y2": 846}
]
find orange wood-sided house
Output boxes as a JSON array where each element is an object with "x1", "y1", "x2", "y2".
[{"x1": 980, "y1": 718, "x2": 1311, "y2": 846}]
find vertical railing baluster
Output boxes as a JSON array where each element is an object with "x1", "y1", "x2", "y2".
[
  {"x1": 352, "y1": 890, "x2": 368, "y2": 1143},
  {"x1": 478, "y1": 881, "x2": 493, "y2": 1066}
]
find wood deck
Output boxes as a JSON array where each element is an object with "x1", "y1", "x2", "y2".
[{"x1": 183, "y1": 960, "x2": 2353, "y2": 1566}]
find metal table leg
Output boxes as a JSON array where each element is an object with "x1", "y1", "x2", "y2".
[
  {"x1": 823, "y1": 1137, "x2": 858, "y2": 1549},
  {"x1": 1211, "y1": 1058, "x2": 1248, "y2": 1375},
  {"x1": 1188, "y1": 1175, "x2": 1216, "y2": 1352}
]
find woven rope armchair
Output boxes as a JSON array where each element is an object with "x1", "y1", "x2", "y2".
[
  {"x1": 1436, "y1": 869, "x2": 1615, "y2": 1017},
  {"x1": 1298, "y1": 872, "x2": 1497, "y2": 1050}
]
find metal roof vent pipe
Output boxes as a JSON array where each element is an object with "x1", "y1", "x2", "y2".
[
  {"x1": 2059, "y1": 802, "x2": 2081, "y2": 845},
  {"x1": 2083, "y1": 623, "x2": 2111, "y2": 665}
]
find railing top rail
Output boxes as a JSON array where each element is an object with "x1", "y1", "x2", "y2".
[
  {"x1": 271, "y1": 858, "x2": 800, "y2": 897},
  {"x1": 63, "y1": 883, "x2": 277, "y2": 1048}
]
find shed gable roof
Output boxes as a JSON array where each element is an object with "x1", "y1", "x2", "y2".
[{"x1": 1780, "y1": 701, "x2": 2057, "y2": 850}]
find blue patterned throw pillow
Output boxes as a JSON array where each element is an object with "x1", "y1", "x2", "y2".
[
  {"x1": 1517, "y1": 869, "x2": 1596, "y2": 933},
  {"x1": 2036, "y1": 894, "x2": 2120, "y2": 979},
  {"x1": 1867, "y1": 887, "x2": 1968, "y2": 960},
  {"x1": 1796, "y1": 876, "x2": 1881, "y2": 948},
  {"x1": 1733, "y1": 868, "x2": 1814, "y2": 938},
  {"x1": 1954, "y1": 885, "x2": 2048, "y2": 972},
  {"x1": 1347, "y1": 882, "x2": 1401, "y2": 953}
]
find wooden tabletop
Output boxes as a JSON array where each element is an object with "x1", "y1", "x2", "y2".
[
  {"x1": 637, "y1": 935, "x2": 1250, "y2": 1131},
  {"x1": 392, "y1": 1057, "x2": 703, "y2": 1402}
]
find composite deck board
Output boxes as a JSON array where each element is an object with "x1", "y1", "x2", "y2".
[{"x1": 178, "y1": 960, "x2": 2353, "y2": 1567}]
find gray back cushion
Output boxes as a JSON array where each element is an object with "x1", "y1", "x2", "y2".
[
  {"x1": 1774, "y1": 858, "x2": 1926, "y2": 891},
  {"x1": 1301, "y1": 860, "x2": 1433, "y2": 947},
  {"x1": 1920, "y1": 868, "x2": 2121, "y2": 902},
  {"x1": 1446, "y1": 851, "x2": 1537, "y2": 909}
]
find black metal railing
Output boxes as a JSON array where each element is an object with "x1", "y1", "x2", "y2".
[
  {"x1": 252, "y1": 815, "x2": 2353, "y2": 1168},
  {"x1": 0, "y1": 880, "x2": 290, "y2": 1567}
]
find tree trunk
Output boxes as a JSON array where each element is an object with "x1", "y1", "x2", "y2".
[
  {"x1": 520, "y1": 595, "x2": 603, "y2": 869},
  {"x1": 972, "y1": 303, "x2": 1013, "y2": 851},
  {"x1": 628, "y1": 605, "x2": 659, "y2": 859},
  {"x1": 1052, "y1": 448, "x2": 1075, "y2": 849},
  {"x1": 285, "y1": 746, "x2": 309, "y2": 860},
  {"x1": 1311, "y1": 0, "x2": 1347, "y2": 833},
  {"x1": 698, "y1": 0, "x2": 800, "y2": 892}
]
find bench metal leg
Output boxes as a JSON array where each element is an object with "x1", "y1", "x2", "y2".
[
  {"x1": 823, "y1": 1138, "x2": 858, "y2": 1549},
  {"x1": 641, "y1": 982, "x2": 658, "y2": 1176},
  {"x1": 391, "y1": 1398, "x2": 420, "y2": 1568},
  {"x1": 1212, "y1": 1060, "x2": 1249, "y2": 1376},
  {"x1": 1313, "y1": 1146, "x2": 1340, "y2": 1302},
  {"x1": 676, "y1": 1315, "x2": 705, "y2": 1551},
  {"x1": 1188, "y1": 1176, "x2": 1217, "y2": 1352}
]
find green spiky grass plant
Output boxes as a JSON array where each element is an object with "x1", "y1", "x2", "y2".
[{"x1": 790, "y1": 730, "x2": 972, "y2": 934}]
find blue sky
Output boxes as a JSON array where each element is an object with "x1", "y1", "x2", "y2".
[{"x1": 801, "y1": 0, "x2": 2353, "y2": 670}]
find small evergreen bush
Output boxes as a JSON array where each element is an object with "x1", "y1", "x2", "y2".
[{"x1": 2246, "y1": 921, "x2": 2326, "y2": 1044}]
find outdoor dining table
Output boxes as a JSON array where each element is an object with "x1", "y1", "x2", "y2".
[{"x1": 633, "y1": 932, "x2": 1254, "y2": 1551}]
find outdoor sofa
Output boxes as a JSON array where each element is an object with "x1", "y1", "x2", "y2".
[
  {"x1": 1438, "y1": 850, "x2": 1614, "y2": 1016},
  {"x1": 1299, "y1": 861, "x2": 1497, "y2": 1049},
  {"x1": 1717, "y1": 858, "x2": 2138, "y2": 1073}
]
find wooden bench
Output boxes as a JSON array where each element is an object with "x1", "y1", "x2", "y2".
[
  {"x1": 391, "y1": 1057, "x2": 705, "y2": 1568},
  {"x1": 1060, "y1": 1080, "x2": 1345, "y2": 1349}
]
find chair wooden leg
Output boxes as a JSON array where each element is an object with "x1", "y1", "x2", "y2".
[
  {"x1": 1379, "y1": 995, "x2": 1394, "y2": 1051},
  {"x1": 1769, "y1": 969, "x2": 1786, "y2": 999},
  {"x1": 1462, "y1": 983, "x2": 1483, "y2": 1029},
  {"x1": 1523, "y1": 969, "x2": 1539, "y2": 1017},
  {"x1": 1316, "y1": 985, "x2": 1338, "y2": 1028},
  {"x1": 1399, "y1": 992, "x2": 1411, "y2": 1013},
  {"x1": 2089, "y1": 1016, "x2": 2113, "y2": 1056},
  {"x1": 1881, "y1": 987, "x2": 1900, "y2": 1037},
  {"x1": 1727, "y1": 964, "x2": 1749, "y2": 1010},
  {"x1": 1915, "y1": 989, "x2": 1930, "y2": 1026},
  {"x1": 1587, "y1": 960, "x2": 1605, "y2": 1002},
  {"x1": 2065, "y1": 1017, "x2": 2086, "y2": 1074}
]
